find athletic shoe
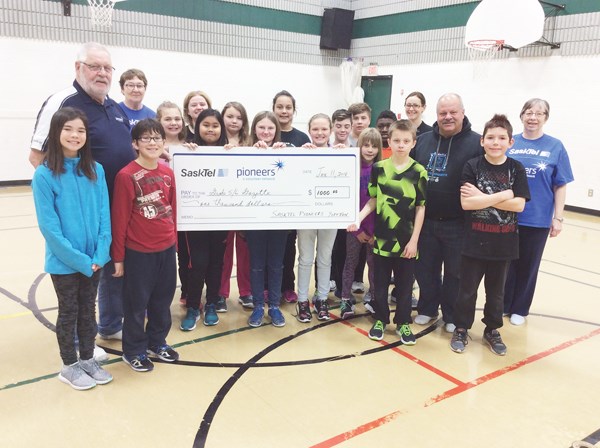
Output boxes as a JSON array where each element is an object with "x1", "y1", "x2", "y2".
[
  {"x1": 313, "y1": 298, "x2": 331, "y2": 321},
  {"x1": 396, "y1": 323, "x2": 416, "y2": 345},
  {"x1": 296, "y1": 301, "x2": 312, "y2": 323},
  {"x1": 351, "y1": 281, "x2": 365, "y2": 294},
  {"x1": 98, "y1": 330, "x2": 122, "y2": 341},
  {"x1": 238, "y1": 295, "x2": 254, "y2": 308},
  {"x1": 363, "y1": 300, "x2": 375, "y2": 314},
  {"x1": 444, "y1": 323, "x2": 456, "y2": 333},
  {"x1": 510, "y1": 314, "x2": 526, "y2": 326},
  {"x1": 268, "y1": 306, "x2": 286, "y2": 327},
  {"x1": 79, "y1": 358, "x2": 113, "y2": 385},
  {"x1": 483, "y1": 329, "x2": 507, "y2": 356},
  {"x1": 180, "y1": 307, "x2": 201, "y2": 331},
  {"x1": 215, "y1": 296, "x2": 228, "y2": 313},
  {"x1": 248, "y1": 306, "x2": 264, "y2": 327},
  {"x1": 203, "y1": 304, "x2": 219, "y2": 326},
  {"x1": 58, "y1": 362, "x2": 96, "y2": 390},
  {"x1": 148, "y1": 344, "x2": 180, "y2": 362},
  {"x1": 93, "y1": 345, "x2": 109, "y2": 362},
  {"x1": 450, "y1": 328, "x2": 469, "y2": 353},
  {"x1": 389, "y1": 288, "x2": 397, "y2": 303},
  {"x1": 122, "y1": 353, "x2": 154, "y2": 372},
  {"x1": 414, "y1": 314, "x2": 437, "y2": 325},
  {"x1": 282, "y1": 289, "x2": 298, "y2": 303},
  {"x1": 368, "y1": 320, "x2": 385, "y2": 341},
  {"x1": 363, "y1": 291, "x2": 372, "y2": 303},
  {"x1": 340, "y1": 298, "x2": 355, "y2": 319}
]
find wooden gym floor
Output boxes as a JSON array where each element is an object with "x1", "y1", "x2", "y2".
[{"x1": 1, "y1": 185, "x2": 599, "y2": 448}]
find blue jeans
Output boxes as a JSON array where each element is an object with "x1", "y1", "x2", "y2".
[
  {"x1": 97, "y1": 260, "x2": 124, "y2": 336},
  {"x1": 415, "y1": 218, "x2": 464, "y2": 324},
  {"x1": 245, "y1": 230, "x2": 288, "y2": 308}
]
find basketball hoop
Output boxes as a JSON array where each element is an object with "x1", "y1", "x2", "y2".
[
  {"x1": 466, "y1": 39, "x2": 504, "y2": 79},
  {"x1": 87, "y1": 0, "x2": 125, "y2": 27}
]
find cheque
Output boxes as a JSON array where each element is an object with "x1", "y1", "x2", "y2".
[{"x1": 171, "y1": 147, "x2": 360, "y2": 231}]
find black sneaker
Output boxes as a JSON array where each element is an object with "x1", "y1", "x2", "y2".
[
  {"x1": 296, "y1": 301, "x2": 312, "y2": 323},
  {"x1": 340, "y1": 298, "x2": 355, "y2": 319},
  {"x1": 313, "y1": 298, "x2": 331, "y2": 321},
  {"x1": 148, "y1": 345, "x2": 180, "y2": 363},
  {"x1": 368, "y1": 320, "x2": 385, "y2": 341},
  {"x1": 363, "y1": 300, "x2": 375, "y2": 314},
  {"x1": 238, "y1": 295, "x2": 253, "y2": 308},
  {"x1": 215, "y1": 296, "x2": 227, "y2": 313},
  {"x1": 483, "y1": 329, "x2": 507, "y2": 356},
  {"x1": 396, "y1": 323, "x2": 416, "y2": 345},
  {"x1": 450, "y1": 328, "x2": 469, "y2": 353},
  {"x1": 123, "y1": 353, "x2": 154, "y2": 372}
]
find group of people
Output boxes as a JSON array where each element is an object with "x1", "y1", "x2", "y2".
[{"x1": 28, "y1": 42, "x2": 573, "y2": 391}]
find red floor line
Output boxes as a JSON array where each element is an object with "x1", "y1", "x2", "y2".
[
  {"x1": 336, "y1": 316, "x2": 465, "y2": 387},
  {"x1": 311, "y1": 326, "x2": 600, "y2": 448}
]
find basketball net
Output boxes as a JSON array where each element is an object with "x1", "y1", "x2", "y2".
[
  {"x1": 467, "y1": 39, "x2": 504, "y2": 80},
  {"x1": 87, "y1": 0, "x2": 116, "y2": 27}
]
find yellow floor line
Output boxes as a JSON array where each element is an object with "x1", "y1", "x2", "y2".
[{"x1": 0, "y1": 311, "x2": 33, "y2": 320}]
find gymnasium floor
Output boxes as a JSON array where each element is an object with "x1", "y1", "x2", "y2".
[{"x1": 1, "y1": 185, "x2": 599, "y2": 448}]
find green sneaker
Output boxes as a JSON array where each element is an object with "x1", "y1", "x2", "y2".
[
  {"x1": 368, "y1": 320, "x2": 385, "y2": 341},
  {"x1": 396, "y1": 323, "x2": 416, "y2": 345}
]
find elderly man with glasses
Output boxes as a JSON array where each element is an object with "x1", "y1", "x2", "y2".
[{"x1": 29, "y1": 42, "x2": 136, "y2": 358}]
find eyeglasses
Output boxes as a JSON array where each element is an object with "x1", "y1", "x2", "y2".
[
  {"x1": 523, "y1": 112, "x2": 546, "y2": 118},
  {"x1": 124, "y1": 83, "x2": 146, "y2": 90},
  {"x1": 137, "y1": 136, "x2": 164, "y2": 143},
  {"x1": 80, "y1": 62, "x2": 115, "y2": 73},
  {"x1": 405, "y1": 103, "x2": 422, "y2": 109}
]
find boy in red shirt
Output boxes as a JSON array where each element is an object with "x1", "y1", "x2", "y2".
[{"x1": 112, "y1": 119, "x2": 178, "y2": 372}]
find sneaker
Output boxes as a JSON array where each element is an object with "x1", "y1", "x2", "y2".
[
  {"x1": 98, "y1": 330, "x2": 122, "y2": 341},
  {"x1": 179, "y1": 293, "x2": 187, "y2": 306},
  {"x1": 238, "y1": 295, "x2": 254, "y2": 308},
  {"x1": 203, "y1": 303, "x2": 219, "y2": 326},
  {"x1": 313, "y1": 298, "x2": 331, "y2": 321},
  {"x1": 180, "y1": 307, "x2": 201, "y2": 331},
  {"x1": 444, "y1": 322, "x2": 456, "y2": 333},
  {"x1": 483, "y1": 329, "x2": 507, "y2": 356},
  {"x1": 396, "y1": 323, "x2": 416, "y2": 345},
  {"x1": 510, "y1": 314, "x2": 526, "y2": 326},
  {"x1": 450, "y1": 328, "x2": 469, "y2": 353},
  {"x1": 414, "y1": 314, "x2": 437, "y2": 325},
  {"x1": 363, "y1": 291, "x2": 372, "y2": 303},
  {"x1": 79, "y1": 358, "x2": 113, "y2": 385},
  {"x1": 58, "y1": 362, "x2": 96, "y2": 390},
  {"x1": 340, "y1": 299, "x2": 355, "y2": 319},
  {"x1": 268, "y1": 306, "x2": 286, "y2": 327},
  {"x1": 296, "y1": 301, "x2": 312, "y2": 323},
  {"x1": 329, "y1": 280, "x2": 337, "y2": 292},
  {"x1": 363, "y1": 300, "x2": 375, "y2": 314},
  {"x1": 351, "y1": 281, "x2": 365, "y2": 294},
  {"x1": 368, "y1": 320, "x2": 385, "y2": 341},
  {"x1": 215, "y1": 296, "x2": 228, "y2": 313},
  {"x1": 148, "y1": 344, "x2": 180, "y2": 362},
  {"x1": 122, "y1": 353, "x2": 154, "y2": 372},
  {"x1": 282, "y1": 289, "x2": 298, "y2": 303},
  {"x1": 93, "y1": 345, "x2": 109, "y2": 362},
  {"x1": 248, "y1": 306, "x2": 264, "y2": 327}
]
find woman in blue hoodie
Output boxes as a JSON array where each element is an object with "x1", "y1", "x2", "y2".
[{"x1": 32, "y1": 107, "x2": 112, "y2": 391}]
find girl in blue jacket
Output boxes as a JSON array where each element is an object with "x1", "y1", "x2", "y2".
[{"x1": 32, "y1": 107, "x2": 112, "y2": 391}]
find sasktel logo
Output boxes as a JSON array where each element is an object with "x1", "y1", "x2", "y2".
[{"x1": 180, "y1": 168, "x2": 229, "y2": 177}]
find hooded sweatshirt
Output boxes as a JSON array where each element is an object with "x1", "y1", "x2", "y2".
[{"x1": 411, "y1": 116, "x2": 482, "y2": 220}]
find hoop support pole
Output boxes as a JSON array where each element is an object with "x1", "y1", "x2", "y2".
[{"x1": 61, "y1": 0, "x2": 71, "y2": 16}]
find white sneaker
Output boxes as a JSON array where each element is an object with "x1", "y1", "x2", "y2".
[
  {"x1": 58, "y1": 362, "x2": 96, "y2": 391},
  {"x1": 444, "y1": 323, "x2": 456, "y2": 333},
  {"x1": 93, "y1": 345, "x2": 109, "y2": 362},
  {"x1": 351, "y1": 281, "x2": 365, "y2": 293},
  {"x1": 99, "y1": 330, "x2": 122, "y2": 341},
  {"x1": 414, "y1": 314, "x2": 436, "y2": 325},
  {"x1": 329, "y1": 280, "x2": 337, "y2": 292},
  {"x1": 510, "y1": 314, "x2": 526, "y2": 326}
]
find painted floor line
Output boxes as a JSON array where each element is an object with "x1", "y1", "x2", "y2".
[{"x1": 311, "y1": 326, "x2": 600, "y2": 447}]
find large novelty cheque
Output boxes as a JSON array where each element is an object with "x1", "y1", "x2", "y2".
[{"x1": 171, "y1": 146, "x2": 360, "y2": 231}]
